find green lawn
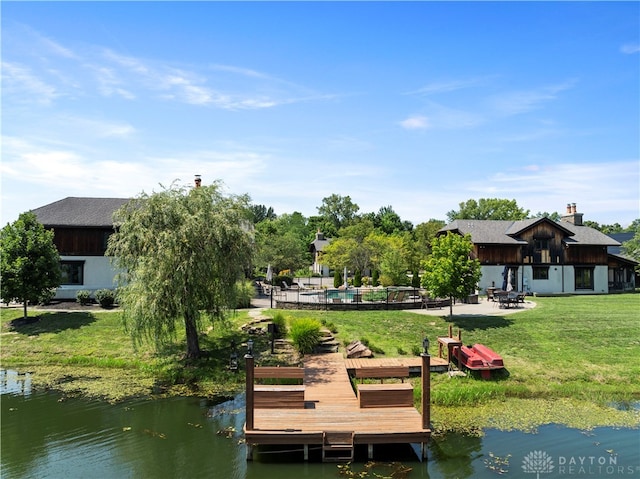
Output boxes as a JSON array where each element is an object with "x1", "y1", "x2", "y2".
[
  {"x1": 1, "y1": 294, "x2": 639, "y2": 433},
  {"x1": 277, "y1": 294, "x2": 640, "y2": 433}
]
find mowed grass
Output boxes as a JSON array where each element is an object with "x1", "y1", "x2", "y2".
[
  {"x1": 279, "y1": 294, "x2": 640, "y2": 433},
  {"x1": 1, "y1": 294, "x2": 639, "y2": 433},
  {"x1": 0, "y1": 306, "x2": 254, "y2": 401}
]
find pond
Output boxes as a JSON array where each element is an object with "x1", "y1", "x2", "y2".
[{"x1": 2, "y1": 370, "x2": 638, "y2": 478}]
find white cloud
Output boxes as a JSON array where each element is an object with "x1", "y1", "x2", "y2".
[
  {"x1": 488, "y1": 80, "x2": 577, "y2": 116},
  {"x1": 408, "y1": 76, "x2": 496, "y2": 96},
  {"x1": 620, "y1": 43, "x2": 640, "y2": 54},
  {"x1": 1, "y1": 61, "x2": 58, "y2": 104},
  {"x1": 400, "y1": 115, "x2": 430, "y2": 130}
]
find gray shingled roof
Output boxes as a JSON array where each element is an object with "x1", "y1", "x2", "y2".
[
  {"x1": 439, "y1": 218, "x2": 620, "y2": 247},
  {"x1": 31, "y1": 197, "x2": 131, "y2": 228}
]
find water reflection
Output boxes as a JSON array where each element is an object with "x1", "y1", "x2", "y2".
[{"x1": 1, "y1": 371, "x2": 638, "y2": 479}]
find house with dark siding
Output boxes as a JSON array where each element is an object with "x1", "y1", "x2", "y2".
[
  {"x1": 437, "y1": 204, "x2": 636, "y2": 295},
  {"x1": 31, "y1": 197, "x2": 129, "y2": 299}
]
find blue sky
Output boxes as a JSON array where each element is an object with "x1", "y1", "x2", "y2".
[{"x1": 2, "y1": 1, "x2": 639, "y2": 228}]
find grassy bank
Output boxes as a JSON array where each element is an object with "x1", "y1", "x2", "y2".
[
  {"x1": 0, "y1": 306, "x2": 259, "y2": 401},
  {"x1": 2, "y1": 294, "x2": 639, "y2": 434}
]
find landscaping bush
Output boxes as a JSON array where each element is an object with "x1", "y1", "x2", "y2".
[
  {"x1": 95, "y1": 289, "x2": 116, "y2": 308},
  {"x1": 38, "y1": 288, "x2": 56, "y2": 305},
  {"x1": 353, "y1": 269, "x2": 362, "y2": 287},
  {"x1": 273, "y1": 274, "x2": 293, "y2": 288},
  {"x1": 76, "y1": 290, "x2": 92, "y2": 305},
  {"x1": 289, "y1": 317, "x2": 322, "y2": 354},
  {"x1": 271, "y1": 312, "x2": 287, "y2": 339},
  {"x1": 371, "y1": 270, "x2": 380, "y2": 287},
  {"x1": 234, "y1": 279, "x2": 255, "y2": 308},
  {"x1": 333, "y1": 270, "x2": 342, "y2": 288}
]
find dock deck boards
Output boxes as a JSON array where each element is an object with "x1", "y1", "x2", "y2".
[{"x1": 246, "y1": 353, "x2": 430, "y2": 455}]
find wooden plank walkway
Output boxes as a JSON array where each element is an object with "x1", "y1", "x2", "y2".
[{"x1": 245, "y1": 353, "x2": 431, "y2": 460}]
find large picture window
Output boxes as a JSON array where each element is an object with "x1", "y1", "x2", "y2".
[
  {"x1": 575, "y1": 267, "x2": 594, "y2": 290},
  {"x1": 533, "y1": 266, "x2": 549, "y2": 280},
  {"x1": 60, "y1": 261, "x2": 84, "y2": 285}
]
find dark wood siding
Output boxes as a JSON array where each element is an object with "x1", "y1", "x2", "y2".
[
  {"x1": 564, "y1": 245, "x2": 608, "y2": 265},
  {"x1": 476, "y1": 245, "x2": 520, "y2": 264},
  {"x1": 519, "y1": 223, "x2": 565, "y2": 264},
  {"x1": 50, "y1": 227, "x2": 112, "y2": 256}
]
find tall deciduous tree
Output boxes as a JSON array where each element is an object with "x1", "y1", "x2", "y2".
[
  {"x1": 316, "y1": 194, "x2": 360, "y2": 233},
  {"x1": 107, "y1": 182, "x2": 254, "y2": 359},
  {"x1": 421, "y1": 232, "x2": 481, "y2": 319},
  {"x1": 1, "y1": 212, "x2": 61, "y2": 319},
  {"x1": 447, "y1": 198, "x2": 529, "y2": 222}
]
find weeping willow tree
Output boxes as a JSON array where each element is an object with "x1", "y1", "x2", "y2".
[{"x1": 107, "y1": 181, "x2": 254, "y2": 359}]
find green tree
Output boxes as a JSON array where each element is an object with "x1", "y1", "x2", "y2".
[
  {"x1": 0, "y1": 212, "x2": 61, "y2": 319},
  {"x1": 107, "y1": 182, "x2": 254, "y2": 359},
  {"x1": 317, "y1": 194, "x2": 360, "y2": 232},
  {"x1": 530, "y1": 211, "x2": 561, "y2": 221},
  {"x1": 421, "y1": 232, "x2": 481, "y2": 319},
  {"x1": 447, "y1": 198, "x2": 529, "y2": 222},
  {"x1": 374, "y1": 205, "x2": 407, "y2": 234},
  {"x1": 254, "y1": 212, "x2": 312, "y2": 274},
  {"x1": 248, "y1": 204, "x2": 276, "y2": 223},
  {"x1": 621, "y1": 226, "x2": 640, "y2": 268}
]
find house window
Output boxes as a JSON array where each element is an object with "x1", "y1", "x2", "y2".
[
  {"x1": 60, "y1": 261, "x2": 84, "y2": 285},
  {"x1": 575, "y1": 267, "x2": 594, "y2": 290},
  {"x1": 533, "y1": 266, "x2": 549, "y2": 280},
  {"x1": 534, "y1": 239, "x2": 549, "y2": 250}
]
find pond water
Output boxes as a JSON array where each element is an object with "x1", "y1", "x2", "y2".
[{"x1": 2, "y1": 370, "x2": 638, "y2": 478}]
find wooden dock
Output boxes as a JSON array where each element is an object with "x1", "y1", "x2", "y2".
[{"x1": 244, "y1": 353, "x2": 432, "y2": 462}]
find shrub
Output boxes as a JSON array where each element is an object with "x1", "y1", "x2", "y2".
[
  {"x1": 411, "y1": 270, "x2": 421, "y2": 288},
  {"x1": 333, "y1": 270, "x2": 342, "y2": 288},
  {"x1": 76, "y1": 290, "x2": 92, "y2": 305},
  {"x1": 38, "y1": 288, "x2": 56, "y2": 305},
  {"x1": 94, "y1": 289, "x2": 116, "y2": 308},
  {"x1": 411, "y1": 345, "x2": 422, "y2": 356},
  {"x1": 234, "y1": 279, "x2": 255, "y2": 308},
  {"x1": 379, "y1": 274, "x2": 394, "y2": 287},
  {"x1": 289, "y1": 317, "x2": 322, "y2": 355},
  {"x1": 352, "y1": 269, "x2": 362, "y2": 287},
  {"x1": 371, "y1": 270, "x2": 380, "y2": 287},
  {"x1": 271, "y1": 312, "x2": 287, "y2": 339},
  {"x1": 273, "y1": 274, "x2": 293, "y2": 288}
]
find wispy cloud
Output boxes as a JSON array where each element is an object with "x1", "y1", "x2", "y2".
[
  {"x1": 620, "y1": 43, "x2": 640, "y2": 54},
  {"x1": 407, "y1": 76, "x2": 495, "y2": 96},
  {"x1": 487, "y1": 80, "x2": 577, "y2": 116},
  {"x1": 1, "y1": 61, "x2": 59, "y2": 104}
]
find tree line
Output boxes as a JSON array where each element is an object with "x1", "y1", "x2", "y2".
[{"x1": 2, "y1": 183, "x2": 638, "y2": 359}]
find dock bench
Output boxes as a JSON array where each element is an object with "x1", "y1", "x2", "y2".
[
  {"x1": 253, "y1": 366, "x2": 305, "y2": 409},
  {"x1": 254, "y1": 385, "x2": 306, "y2": 408},
  {"x1": 254, "y1": 367, "x2": 304, "y2": 382},
  {"x1": 354, "y1": 366, "x2": 410, "y2": 383},
  {"x1": 357, "y1": 383, "x2": 414, "y2": 408}
]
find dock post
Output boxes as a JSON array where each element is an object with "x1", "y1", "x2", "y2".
[
  {"x1": 421, "y1": 352, "x2": 431, "y2": 431},
  {"x1": 245, "y1": 352, "x2": 254, "y2": 432}
]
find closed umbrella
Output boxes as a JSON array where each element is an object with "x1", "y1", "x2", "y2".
[
  {"x1": 266, "y1": 264, "x2": 273, "y2": 283},
  {"x1": 506, "y1": 269, "x2": 513, "y2": 292},
  {"x1": 344, "y1": 266, "x2": 348, "y2": 288}
]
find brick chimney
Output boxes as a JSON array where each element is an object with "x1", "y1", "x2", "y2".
[
  {"x1": 194, "y1": 175, "x2": 202, "y2": 188},
  {"x1": 560, "y1": 202, "x2": 583, "y2": 226}
]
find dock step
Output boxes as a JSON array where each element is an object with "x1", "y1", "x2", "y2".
[{"x1": 322, "y1": 431, "x2": 354, "y2": 462}]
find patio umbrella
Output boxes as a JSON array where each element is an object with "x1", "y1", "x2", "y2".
[
  {"x1": 266, "y1": 264, "x2": 273, "y2": 283},
  {"x1": 506, "y1": 269, "x2": 513, "y2": 292},
  {"x1": 343, "y1": 266, "x2": 348, "y2": 288},
  {"x1": 502, "y1": 265, "x2": 509, "y2": 290}
]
